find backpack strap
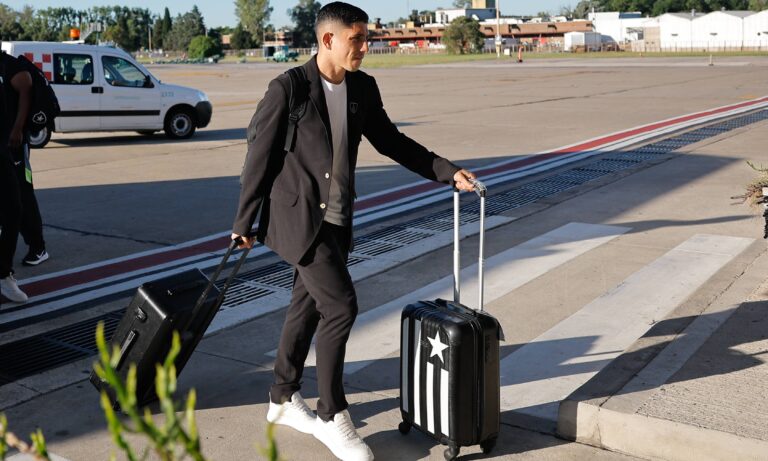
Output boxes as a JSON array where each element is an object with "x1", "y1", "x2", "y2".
[{"x1": 283, "y1": 66, "x2": 309, "y2": 153}]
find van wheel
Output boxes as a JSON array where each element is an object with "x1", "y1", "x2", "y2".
[
  {"x1": 29, "y1": 126, "x2": 52, "y2": 149},
  {"x1": 164, "y1": 108, "x2": 196, "y2": 139}
]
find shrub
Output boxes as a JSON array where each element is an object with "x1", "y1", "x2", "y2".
[{"x1": 188, "y1": 35, "x2": 222, "y2": 60}]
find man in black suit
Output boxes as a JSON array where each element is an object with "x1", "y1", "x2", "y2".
[{"x1": 232, "y1": 3, "x2": 476, "y2": 460}]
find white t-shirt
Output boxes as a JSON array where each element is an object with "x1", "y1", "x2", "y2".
[{"x1": 321, "y1": 77, "x2": 350, "y2": 226}]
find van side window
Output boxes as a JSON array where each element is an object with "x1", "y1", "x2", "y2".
[
  {"x1": 101, "y1": 56, "x2": 147, "y2": 88},
  {"x1": 53, "y1": 54, "x2": 94, "y2": 85}
]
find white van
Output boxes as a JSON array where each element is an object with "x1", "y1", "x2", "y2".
[{"x1": 1, "y1": 41, "x2": 212, "y2": 148}]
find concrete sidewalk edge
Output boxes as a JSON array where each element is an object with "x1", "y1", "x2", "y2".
[
  {"x1": 556, "y1": 240, "x2": 768, "y2": 460},
  {"x1": 560, "y1": 400, "x2": 768, "y2": 461}
]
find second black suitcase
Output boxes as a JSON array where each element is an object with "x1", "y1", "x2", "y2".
[
  {"x1": 90, "y1": 239, "x2": 249, "y2": 406},
  {"x1": 398, "y1": 181, "x2": 503, "y2": 461}
]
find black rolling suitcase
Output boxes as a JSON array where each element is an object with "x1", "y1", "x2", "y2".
[
  {"x1": 398, "y1": 180, "x2": 503, "y2": 461},
  {"x1": 90, "y1": 239, "x2": 250, "y2": 406}
]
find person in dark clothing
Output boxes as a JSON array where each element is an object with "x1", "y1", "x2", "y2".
[
  {"x1": 231, "y1": 3, "x2": 477, "y2": 460},
  {"x1": 0, "y1": 53, "x2": 29, "y2": 304},
  {"x1": 0, "y1": 51, "x2": 48, "y2": 267}
]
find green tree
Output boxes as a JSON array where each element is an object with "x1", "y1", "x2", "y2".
[
  {"x1": 103, "y1": 14, "x2": 132, "y2": 49},
  {"x1": 188, "y1": 35, "x2": 222, "y2": 58},
  {"x1": 536, "y1": 10, "x2": 552, "y2": 21},
  {"x1": 0, "y1": 4, "x2": 23, "y2": 41},
  {"x1": 749, "y1": 0, "x2": 768, "y2": 10},
  {"x1": 651, "y1": 0, "x2": 687, "y2": 15},
  {"x1": 152, "y1": 7, "x2": 173, "y2": 50},
  {"x1": 572, "y1": 0, "x2": 604, "y2": 19},
  {"x1": 289, "y1": 0, "x2": 321, "y2": 48},
  {"x1": 235, "y1": 0, "x2": 272, "y2": 47},
  {"x1": 443, "y1": 16, "x2": 484, "y2": 54},
  {"x1": 231, "y1": 22, "x2": 256, "y2": 49},
  {"x1": 165, "y1": 6, "x2": 206, "y2": 51}
]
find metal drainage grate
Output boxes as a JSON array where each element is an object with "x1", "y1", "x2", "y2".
[
  {"x1": 403, "y1": 215, "x2": 455, "y2": 233},
  {"x1": 0, "y1": 312, "x2": 123, "y2": 385},
  {"x1": 219, "y1": 281, "x2": 274, "y2": 308},
  {"x1": 352, "y1": 239, "x2": 403, "y2": 257},
  {"x1": 493, "y1": 190, "x2": 540, "y2": 208},
  {"x1": 557, "y1": 169, "x2": 612, "y2": 183},
  {"x1": 583, "y1": 159, "x2": 640, "y2": 172},
  {"x1": 607, "y1": 152, "x2": 665, "y2": 162},
  {"x1": 347, "y1": 256, "x2": 368, "y2": 267},
  {"x1": 235, "y1": 262, "x2": 295, "y2": 290},
  {"x1": 360, "y1": 227, "x2": 433, "y2": 245}
]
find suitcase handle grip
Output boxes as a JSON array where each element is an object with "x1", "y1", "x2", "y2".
[
  {"x1": 453, "y1": 179, "x2": 486, "y2": 311},
  {"x1": 115, "y1": 330, "x2": 138, "y2": 370}
]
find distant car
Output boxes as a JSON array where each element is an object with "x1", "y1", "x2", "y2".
[
  {"x1": 1, "y1": 41, "x2": 213, "y2": 148},
  {"x1": 270, "y1": 49, "x2": 299, "y2": 62}
]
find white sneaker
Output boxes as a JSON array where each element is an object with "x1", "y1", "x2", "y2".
[
  {"x1": 266, "y1": 392, "x2": 316, "y2": 434},
  {"x1": 1, "y1": 275, "x2": 28, "y2": 303},
  {"x1": 314, "y1": 410, "x2": 374, "y2": 461}
]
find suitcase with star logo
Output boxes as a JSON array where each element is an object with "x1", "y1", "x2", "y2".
[{"x1": 398, "y1": 180, "x2": 503, "y2": 461}]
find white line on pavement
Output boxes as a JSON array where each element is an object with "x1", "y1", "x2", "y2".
[
  {"x1": 499, "y1": 233, "x2": 755, "y2": 423},
  {"x1": 290, "y1": 222, "x2": 630, "y2": 374}
]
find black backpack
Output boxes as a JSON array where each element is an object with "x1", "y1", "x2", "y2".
[
  {"x1": 241, "y1": 66, "x2": 309, "y2": 186},
  {"x1": 13, "y1": 54, "x2": 61, "y2": 133},
  {"x1": 283, "y1": 66, "x2": 309, "y2": 153}
]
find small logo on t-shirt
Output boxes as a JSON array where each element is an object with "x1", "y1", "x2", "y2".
[{"x1": 349, "y1": 102, "x2": 358, "y2": 114}]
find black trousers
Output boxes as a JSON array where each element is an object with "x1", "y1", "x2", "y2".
[
  {"x1": 271, "y1": 222, "x2": 358, "y2": 422},
  {"x1": 0, "y1": 149, "x2": 22, "y2": 278},
  {"x1": 12, "y1": 145, "x2": 44, "y2": 251}
]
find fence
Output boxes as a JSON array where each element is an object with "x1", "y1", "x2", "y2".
[{"x1": 631, "y1": 40, "x2": 768, "y2": 52}]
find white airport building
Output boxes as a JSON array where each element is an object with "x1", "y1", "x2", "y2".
[{"x1": 590, "y1": 9, "x2": 768, "y2": 51}]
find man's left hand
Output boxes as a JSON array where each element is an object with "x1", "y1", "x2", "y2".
[
  {"x1": 8, "y1": 128, "x2": 23, "y2": 149},
  {"x1": 453, "y1": 169, "x2": 477, "y2": 192}
]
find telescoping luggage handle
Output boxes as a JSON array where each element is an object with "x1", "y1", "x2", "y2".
[
  {"x1": 453, "y1": 178, "x2": 487, "y2": 312},
  {"x1": 190, "y1": 237, "x2": 251, "y2": 321}
]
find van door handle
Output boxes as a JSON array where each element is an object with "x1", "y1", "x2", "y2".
[{"x1": 92, "y1": 87, "x2": 103, "y2": 94}]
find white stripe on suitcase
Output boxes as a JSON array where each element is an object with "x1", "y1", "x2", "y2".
[
  {"x1": 413, "y1": 319, "x2": 422, "y2": 427},
  {"x1": 406, "y1": 323, "x2": 452, "y2": 438},
  {"x1": 441, "y1": 367, "x2": 450, "y2": 437},
  {"x1": 401, "y1": 317, "x2": 409, "y2": 413},
  {"x1": 426, "y1": 362, "x2": 435, "y2": 434}
]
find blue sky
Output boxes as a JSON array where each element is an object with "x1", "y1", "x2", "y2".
[{"x1": 5, "y1": 1, "x2": 569, "y2": 28}]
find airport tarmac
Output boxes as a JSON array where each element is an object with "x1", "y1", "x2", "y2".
[{"x1": 2, "y1": 56, "x2": 768, "y2": 460}]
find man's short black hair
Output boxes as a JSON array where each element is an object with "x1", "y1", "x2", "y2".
[{"x1": 316, "y1": 2, "x2": 369, "y2": 31}]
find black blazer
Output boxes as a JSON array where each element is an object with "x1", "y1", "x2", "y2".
[{"x1": 233, "y1": 56, "x2": 460, "y2": 265}]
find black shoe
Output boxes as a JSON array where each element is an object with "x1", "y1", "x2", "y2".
[{"x1": 22, "y1": 249, "x2": 49, "y2": 266}]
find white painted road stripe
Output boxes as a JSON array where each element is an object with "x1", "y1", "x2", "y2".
[
  {"x1": 296, "y1": 222, "x2": 630, "y2": 374},
  {"x1": 499, "y1": 234, "x2": 754, "y2": 422}
]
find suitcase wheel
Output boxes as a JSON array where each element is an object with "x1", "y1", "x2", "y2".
[
  {"x1": 481, "y1": 437, "x2": 497, "y2": 454},
  {"x1": 398, "y1": 421, "x2": 411, "y2": 435},
  {"x1": 443, "y1": 445, "x2": 459, "y2": 461}
]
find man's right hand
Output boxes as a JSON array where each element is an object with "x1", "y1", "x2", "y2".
[{"x1": 231, "y1": 233, "x2": 255, "y2": 249}]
